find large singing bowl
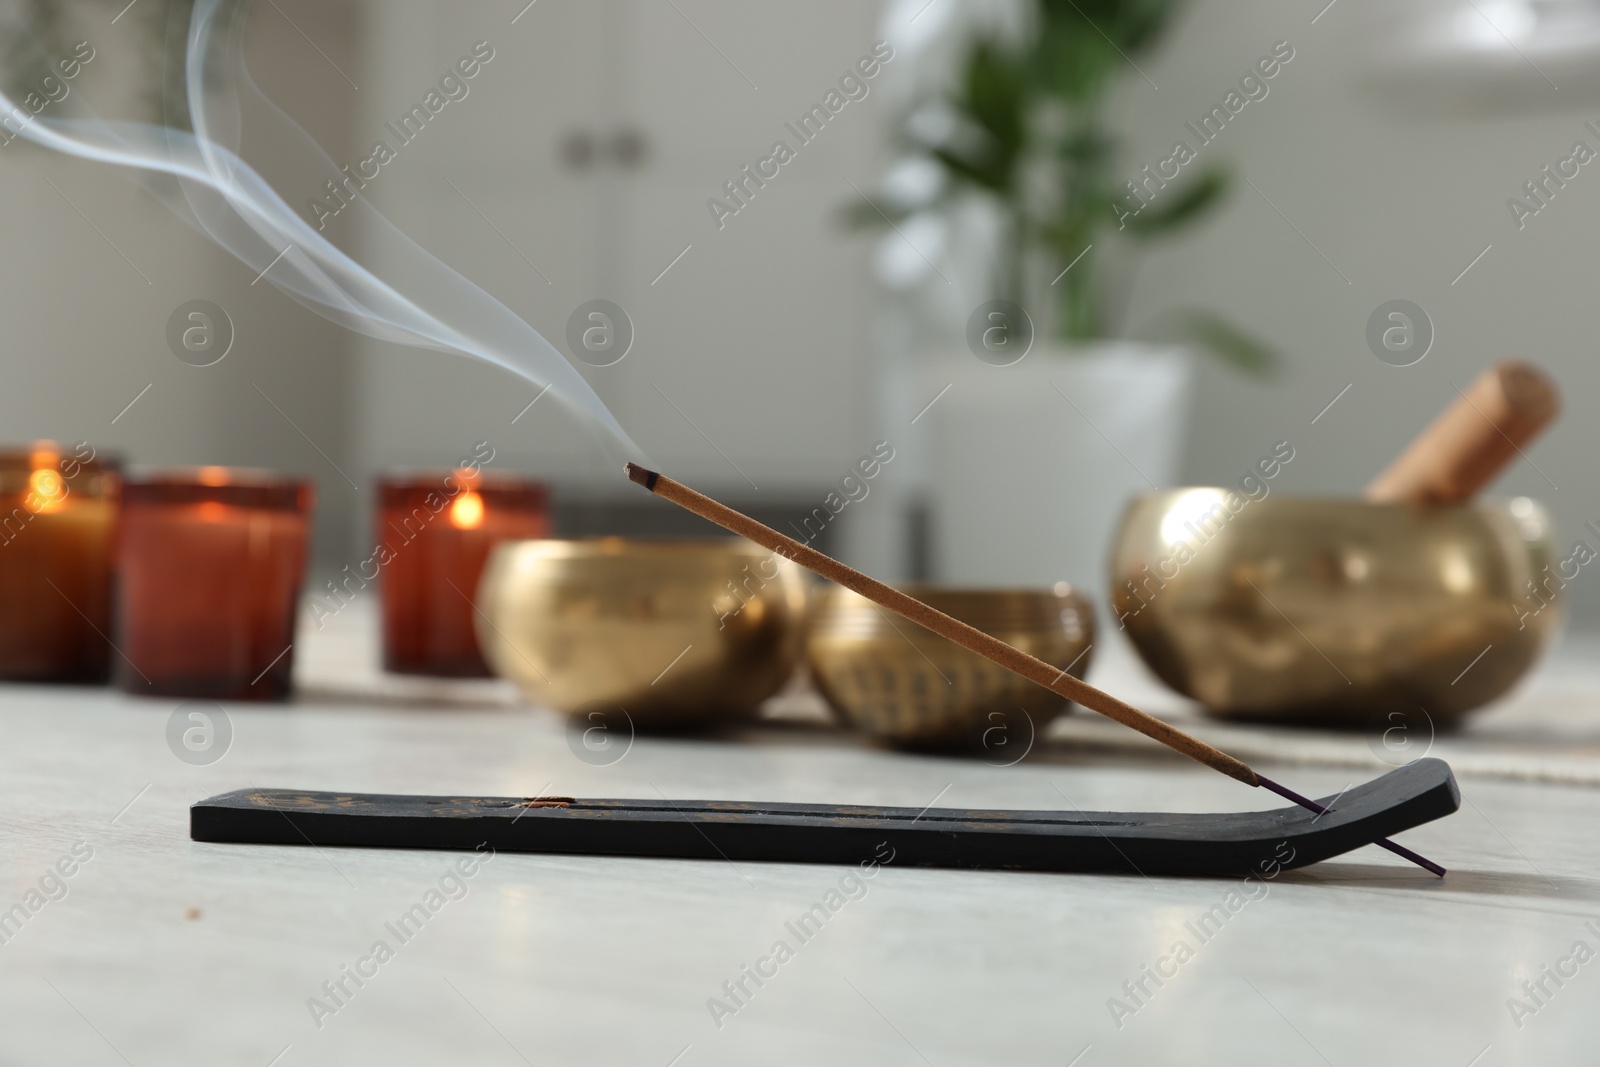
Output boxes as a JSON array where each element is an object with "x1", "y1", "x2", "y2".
[
  {"x1": 476, "y1": 538, "x2": 809, "y2": 725},
  {"x1": 1110, "y1": 491, "x2": 1560, "y2": 723}
]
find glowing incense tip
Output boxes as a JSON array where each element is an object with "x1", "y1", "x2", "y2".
[{"x1": 625, "y1": 462, "x2": 659, "y2": 491}]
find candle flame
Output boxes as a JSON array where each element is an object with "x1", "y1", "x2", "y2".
[
  {"x1": 450, "y1": 490, "x2": 485, "y2": 530},
  {"x1": 198, "y1": 466, "x2": 231, "y2": 486},
  {"x1": 27, "y1": 468, "x2": 66, "y2": 514}
]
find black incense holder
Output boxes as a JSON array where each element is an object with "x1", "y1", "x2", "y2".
[{"x1": 191, "y1": 758, "x2": 1458, "y2": 877}]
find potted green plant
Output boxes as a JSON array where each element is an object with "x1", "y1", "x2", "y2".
[{"x1": 854, "y1": 0, "x2": 1274, "y2": 589}]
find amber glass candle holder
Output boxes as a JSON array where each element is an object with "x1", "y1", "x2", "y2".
[
  {"x1": 378, "y1": 469, "x2": 550, "y2": 677},
  {"x1": 0, "y1": 443, "x2": 121, "y2": 683},
  {"x1": 115, "y1": 469, "x2": 313, "y2": 701}
]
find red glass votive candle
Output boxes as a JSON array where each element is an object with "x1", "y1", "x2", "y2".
[
  {"x1": 0, "y1": 443, "x2": 120, "y2": 682},
  {"x1": 378, "y1": 468, "x2": 550, "y2": 676},
  {"x1": 115, "y1": 468, "x2": 313, "y2": 701}
]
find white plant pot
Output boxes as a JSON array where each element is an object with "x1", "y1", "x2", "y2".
[{"x1": 919, "y1": 342, "x2": 1192, "y2": 591}]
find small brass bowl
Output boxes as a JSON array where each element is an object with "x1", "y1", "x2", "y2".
[
  {"x1": 806, "y1": 585, "x2": 1095, "y2": 750},
  {"x1": 1111, "y1": 491, "x2": 1560, "y2": 723},
  {"x1": 476, "y1": 538, "x2": 809, "y2": 725}
]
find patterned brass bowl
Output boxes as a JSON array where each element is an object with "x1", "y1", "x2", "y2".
[
  {"x1": 1111, "y1": 491, "x2": 1560, "y2": 723},
  {"x1": 476, "y1": 538, "x2": 809, "y2": 726},
  {"x1": 806, "y1": 585, "x2": 1095, "y2": 750}
]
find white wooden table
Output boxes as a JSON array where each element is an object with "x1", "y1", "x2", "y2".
[{"x1": 3, "y1": 607, "x2": 1597, "y2": 1066}]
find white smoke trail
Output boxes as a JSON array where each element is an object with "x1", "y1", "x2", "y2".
[{"x1": 1, "y1": 0, "x2": 639, "y2": 459}]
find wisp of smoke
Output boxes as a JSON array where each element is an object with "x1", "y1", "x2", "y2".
[{"x1": 0, "y1": 0, "x2": 639, "y2": 460}]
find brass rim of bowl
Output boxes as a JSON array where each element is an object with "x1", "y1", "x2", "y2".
[
  {"x1": 1130, "y1": 490, "x2": 1539, "y2": 511},
  {"x1": 817, "y1": 583, "x2": 1087, "y2": 601},
  {"x1": 491, "y1": 536, "x2": 780, "y2": 561},
  {"x1": 892, "y1": 583, "x2": 1085, "y2": 599},
  {"x1": 815, "y1": 586, "x2": 1090, "y2": 637}
]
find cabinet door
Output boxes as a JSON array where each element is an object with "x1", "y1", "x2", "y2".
[
  {"x1": 349, "y1": 0, "x2": 618, "y2": 481},
  {"x1": 609, "y1": 0, "x2": 885, "y2": 490},
  {"x1": 350, "y1": 0, "x2": 887, "y2": 491}
]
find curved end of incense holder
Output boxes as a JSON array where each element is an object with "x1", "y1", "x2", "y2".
[{"x1": 190, "y1": 759, "x2": 1460, "y2": 879}]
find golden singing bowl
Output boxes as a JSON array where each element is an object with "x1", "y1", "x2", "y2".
[
  {"x1": 1111, "y1": 491, "x2": 1560, "y2": 723},
  {"x1": 476, "y1": 538, "x2": 809, "y2": 725},
  {"x1": 807, "y1": 585, "x2": 1095, "y2": 750}
]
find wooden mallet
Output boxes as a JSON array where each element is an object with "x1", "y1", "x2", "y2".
[{"x1": 1366, "y1": 360, "x2": 1559, "y2": 505}]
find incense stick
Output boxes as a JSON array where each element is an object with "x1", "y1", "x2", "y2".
[{"x1": 626, "y1": 462, "x2": 1446, "y2": 877}]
